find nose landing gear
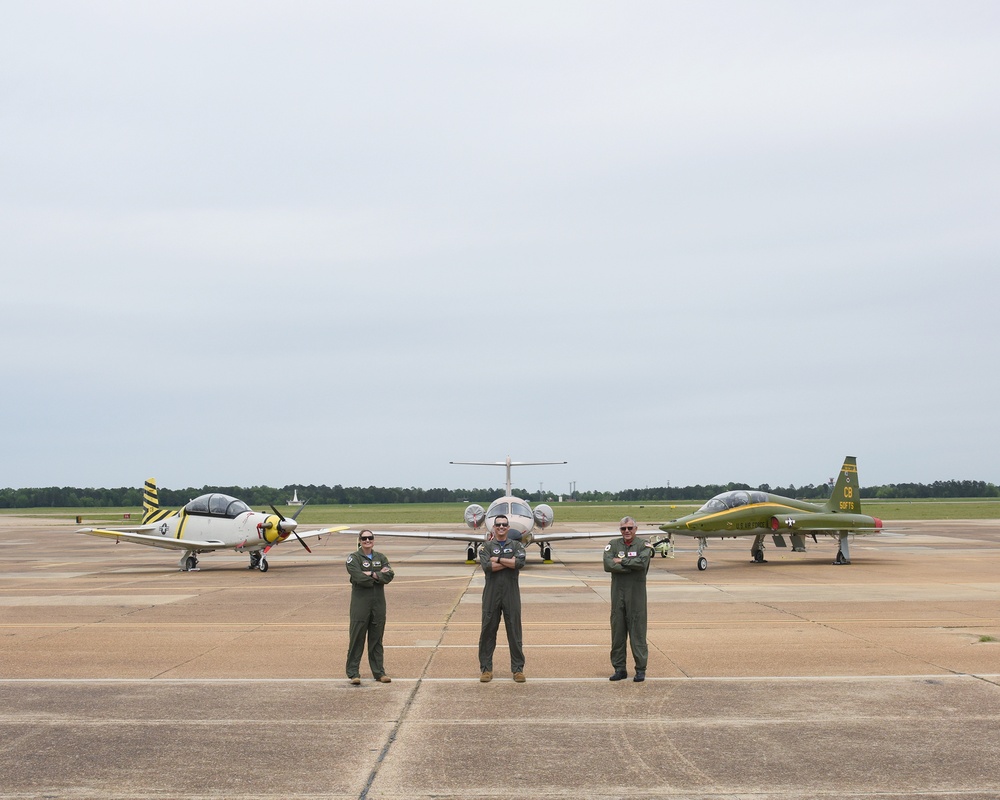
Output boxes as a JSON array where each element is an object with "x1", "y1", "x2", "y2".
[
  {"x1": 248, "y1": 551, "x2": 269, "y2": 572},
  {"x1": 696, "y1": 537, "x2": 708, "y2": 570}
]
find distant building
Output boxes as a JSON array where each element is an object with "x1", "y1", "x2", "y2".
[{"x1": 288, "y1": 489, "x2": 303, "y2": 506}]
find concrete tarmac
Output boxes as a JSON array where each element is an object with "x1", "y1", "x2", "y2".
[{"x1": 1, "y1": 515, "x2": 999, "y2": 799}]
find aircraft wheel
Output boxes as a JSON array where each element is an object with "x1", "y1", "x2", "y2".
[
  {"x1": 834, "y1": 550, "x2": 848, "y2": 565},
  {"x1": 185, "y1": 555, "x2": 197, "y2": 571},
  {"x1": 697, "y1": 556, "x2": 708, "y2": 571},
  {"x1": 258, "y1": 557, "x2": 269, "y2": 573},
  {"x1": 541, "y1": 544, "x2": 552, "y2": 562}
]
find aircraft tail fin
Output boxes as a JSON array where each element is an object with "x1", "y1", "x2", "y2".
[
  {"x1": 451, "y1": 456, "x2": 567, "y2": 497},
  {"x1": 825, "y1": 457, "x2": 862, "y2": 514},
  {"x1": 142, "y1": 478, "x2": 176, "y2": 524}
]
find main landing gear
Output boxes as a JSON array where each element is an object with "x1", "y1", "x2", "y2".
[
  {"x1": 540, "y1": 543, "x2": 553, "y2": 563},
  {"x1": 750, "y1": 534, "x2": 768, "y2": 564},
  {"x1": 248, "y1": 551, "x2": 269, "y2": 572},
  {"x1": 179, "y1": 552, "x2": 199, "y2": 572},
  {"x1": 466, "y1": 543, "x2": 478, "y2": 564},
  {"x1": 833, "y1": 532, "x2": 851, "y2": 565}
]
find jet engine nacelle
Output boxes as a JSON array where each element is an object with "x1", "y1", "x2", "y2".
[
  {"x1": 464, "y1": 504, "x2": 486, "y2": 530},
  {"x1": 533, "y1": 504, "x2": 554, "y2": 530}
]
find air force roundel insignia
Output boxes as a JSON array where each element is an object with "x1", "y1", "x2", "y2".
[{"x1": 604, "y1": 544, "x2": 611, "y2": 551}]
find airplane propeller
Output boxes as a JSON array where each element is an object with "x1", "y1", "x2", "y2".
[{"x1": 264, "y1": 502, "x2": 312, "y2": 553}]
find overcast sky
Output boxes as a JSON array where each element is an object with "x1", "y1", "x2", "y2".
[{"x1": 2, "y1": 1, "x2": 998, "y2": 494}]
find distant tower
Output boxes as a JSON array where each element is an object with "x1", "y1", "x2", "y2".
[{"x1": 288, "y1": 489, "x2": 303, "y2": 506}]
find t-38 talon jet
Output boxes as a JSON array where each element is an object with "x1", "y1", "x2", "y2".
[
  {"x1": 653, "y1": 456, "x2": 884, "y2": 571},
  {"x1": 78, "y1": 478, "x2": 349, "y2": 572},
  {"x1": 346, "y1": 457, "x2": 606, "y2": 563}
]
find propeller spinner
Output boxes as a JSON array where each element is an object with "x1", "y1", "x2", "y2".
[{"x1": 264, "y1": 502, "x2": 312, "y2": 553}]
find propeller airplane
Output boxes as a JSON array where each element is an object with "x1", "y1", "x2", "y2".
[
  {"x1": 653, "y1": 456, "x2": 884, "y2": 570},
  {"x1": 78, "y1": 478, "x2": 349, "y2": 572},
  {"x1": 344, "y1": 457, "x2": 607, "y2": 563}
]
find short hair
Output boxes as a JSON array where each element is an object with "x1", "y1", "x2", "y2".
[
  {"x1": 619, "y1": 516, "x2": 636, "y2": 526},
  {"x1": 494, "y1": 514, "x2": 508, "y2": 522}
]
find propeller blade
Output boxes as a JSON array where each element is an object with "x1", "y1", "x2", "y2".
[
  {"x1": 292, "y1": 531, "x2": 312, "y2": 553},
  {"x1": 268, "y1": 504, "x2": 286, "y2": 521}
]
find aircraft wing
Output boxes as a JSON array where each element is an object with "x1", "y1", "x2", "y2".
[
  {"x1": 296, "y1": 525, "x2": 351, "y2": 539},
  {"x1": 532, "y1": 530, "x2": 618, "y2": 543},
  {"x1": 78, "y1": 527, "x2": 227, "y2": 551},
  {"x1": 339, "y1": 529, "x2": 487, "y2": 543},
  {"x1": 775, "y1": 521, "x2": 883, "y2": 534},
  {"x1": 340, "y1": 529, "x2": 659, "y2": 544}
]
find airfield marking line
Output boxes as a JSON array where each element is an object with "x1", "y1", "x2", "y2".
[
  {"x1": 357, "y1": 553, "x2": 476, "y2": 800},
  {"x1": 382, "y1": 644, "x2": 609, "y2": 649},
  {"x1": 2, "y1": 674, "x2": 998, "y2": 684},
  {"x1": 738, "y1": 593, "x2": 991, "y2": 679},
  {"x1": 3, "y1": 617, "x2": 998, "y2": 630},
  {"x1": 390, "y1": 576, "x2": 479, "y2": 585}
]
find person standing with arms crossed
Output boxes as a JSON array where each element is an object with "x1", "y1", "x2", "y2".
[
  {"x1": 478, "y1": 514, "x2": 527, "y2": 683},
  {"x1": 604, "y1": 515, "x2": 651, "y2": 682},
  {"x1": 346, "y1": 530, "x2": 395, "y2": 685}
]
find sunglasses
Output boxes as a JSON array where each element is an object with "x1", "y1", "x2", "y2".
[
  {"x1": 620, "y1": 526, "x2": 635, "y2": 532},
  {"x1": 359, "y1": 536, "x2": 374, "y2": 541},
  {"x1": 494, "y1": 523, "x2": 509, "y2": 528}
]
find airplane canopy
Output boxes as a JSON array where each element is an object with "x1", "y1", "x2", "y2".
[
  {"x1": 487, "y1": 501, "x2": 532, "y2": 521},
  {"x1": 184, "y1": 493, "x2": 252, "y2": 519},
  {"x1": 699, "y1": 490, "x2": 768, "y2": 514}
]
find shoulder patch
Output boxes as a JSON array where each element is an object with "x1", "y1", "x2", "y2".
[
  {"x1": 347, "y1": 555, "x2": 353, "y2": 563},
  {"x1": 604, "y1": 544, "x2": 611, "y2": 551}
]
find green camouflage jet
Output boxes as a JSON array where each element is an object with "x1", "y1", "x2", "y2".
[{"x1": 654, "y1": 456, "x2": 883, "y2": 570}]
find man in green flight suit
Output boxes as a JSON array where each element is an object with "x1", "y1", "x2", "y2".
[
  {"x1": 345, "y1": 529, "x2": 395, "y2": 685},
  {"x1": 603, "y1": 515, "x2": 651, "y2": 682},
  {"x1": 478, "y1": 514, "x2": 527, "y2": 683}
]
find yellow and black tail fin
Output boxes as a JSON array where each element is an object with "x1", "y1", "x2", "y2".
[
  {"x1": 142, "y1": 478, "x2": 177, "y2": 524},
  {"x1": 825, "y1": 457, "x2": 862, "y2": 514}
]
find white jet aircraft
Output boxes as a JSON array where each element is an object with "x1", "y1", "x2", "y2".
[
  {"x1": 78, "y1": 478, "x2": 349, "y2": 572},
  {"x1": 346, "y1": 457, "x2": 608, "y2": 563}
]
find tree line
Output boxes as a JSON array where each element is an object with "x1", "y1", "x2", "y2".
[{"x1": 0, "y1": 479, "x2": 997, "y2": 508}]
